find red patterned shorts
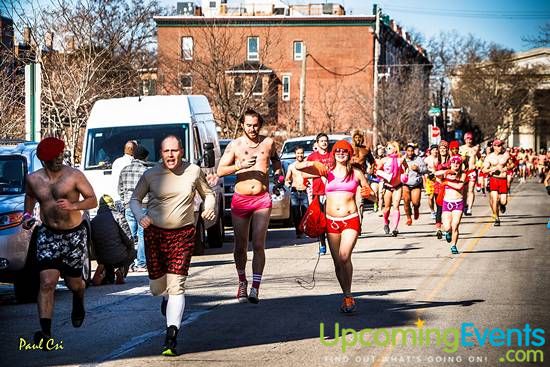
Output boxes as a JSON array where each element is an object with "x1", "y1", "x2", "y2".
[{"x1": 144, "y1": 224, "x2": 195, "y2": 280}]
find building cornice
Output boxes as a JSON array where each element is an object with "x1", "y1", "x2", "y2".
[{"x1": 154, "y1": 15, "x2": 375, "y2": 28}]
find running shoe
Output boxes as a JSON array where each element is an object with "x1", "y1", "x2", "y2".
[
  {"x1": 445, "y1": 231, "x2": 452, "y2": 243},
  {"x1": 319, "y1": 244, "x2": 327, "y2": 255},
  {"x1": 406, "y1": 217, "x2": 413, "y2": 226},
  {"x1": 162, "y1": 325, "x2": 178, "y2": 356},
  {"x1": 413, "y1": 207, "x2": 420, "y2": 220},
  {"x1": 494, "y1": 217, "x2": 501, "y2": 226},
  {"x1": 436, "y1": 230, "x2": 442, "y2": 239},
  {"x1": 431, "y1": 212, "x2": 436, "y2": 220},
  {"x1": 465, "y1": 208, "x2": 472, "y2": 216},
  {"x1": 237, "y1": 281, "x2": 248, "y2": 303},
  {"x1": 450, "y1": 245, "x2": 459, "y2": 255},
  {"x1": 340, "y1": 296, "x2": 357, "y2": 314},
  {"x1": 392, "y1": 229, "x2": 399, "y2": 237},
  {"x1": 499, "y1": 203, "x2": 507, "y2": 214},
  {"x1": 373, "y1": 203, "x2": 378, "y2": 212},
  {"x1": 248, "y1": 287, "x2": 260, "y2": 304},
  {"x1": 384, "y1": 224, "x2": 390, "y2": 234}
]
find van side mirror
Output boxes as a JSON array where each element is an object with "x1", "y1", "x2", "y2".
[{"x1": 202, "y1": 142, "x2": 215, "y2": 168}]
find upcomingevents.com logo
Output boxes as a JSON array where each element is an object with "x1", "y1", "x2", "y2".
[{"x1": 319, "y1": 320, "x2": 545, "y2": 363}]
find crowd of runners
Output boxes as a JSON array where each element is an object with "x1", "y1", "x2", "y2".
[{"x1": 19, "y1": 110, "x2": 550, "y2": 355}]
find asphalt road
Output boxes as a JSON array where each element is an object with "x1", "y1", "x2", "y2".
[{"x1": 1, "y1": 180, "x2": 549, "y2": 367}]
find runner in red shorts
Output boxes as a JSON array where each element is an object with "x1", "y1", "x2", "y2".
[
  {"x1": 131, "y1": 135, "x2": 216, "y2": 356},
  {"x1": 482, "y1": 140, "x2": 510, "y2": 226}
]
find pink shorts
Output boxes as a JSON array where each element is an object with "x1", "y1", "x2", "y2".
[
  {"x1": 442, "y1": 199, "x2": 464, "y2": 213},
  {"x1": 231, "y1": 191, "x2": 272, "y2": 219},
  {"x1": 326, "y1": 213, "x2": 361, "y2": 234}
]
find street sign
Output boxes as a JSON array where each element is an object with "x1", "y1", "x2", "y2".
[
  {"x1": 429, "y1": 125, "x2": 441, "y2": 145},
  {"x1": 428, "y1": 107, "x2": 441, "y2": 117}
]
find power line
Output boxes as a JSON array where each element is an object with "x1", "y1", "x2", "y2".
[{"x1": 382, "y1": 5, "x2": 550, "y2": 20}]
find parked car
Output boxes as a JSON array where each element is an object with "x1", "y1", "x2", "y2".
[
  {"x1": 219, "y1": 139, "x2": 291, "y2": 226},
  {"x1": 279, "y1": 134, "x2": 352, "y2": 171},
  {"x1": 0, "y1": 141, "x2": 93, "y2": 303}
]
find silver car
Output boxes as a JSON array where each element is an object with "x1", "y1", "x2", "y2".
[
  {"x1": 0, "y1": 142, "x2": 42, "y2": 302},
  {"x1": 0, "y1": 141, "x2": 92, "y2": 303}
]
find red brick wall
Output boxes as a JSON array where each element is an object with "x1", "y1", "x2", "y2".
[{"x1": 157, "y1": 19, "x2": 376, "y2": 137}]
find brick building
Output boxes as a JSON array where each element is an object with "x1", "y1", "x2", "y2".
[{"x1": 155, "y1": 2, "x2": 430, "y2": 143}]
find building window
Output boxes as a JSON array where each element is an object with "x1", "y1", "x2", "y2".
[
  {"x1": 293, "y1": 41, "x2": 303, "y2": 61},
  {"x1": 181, "y1": 36, "x2": 193, "y2": 60},
  {"x1": 181, "y1": 74, "x2": 192, "y2": 94},
  {"x1": 209, "y1": 1, "x2": 216, "y2": 8},
  {"x1": 282, "y1": 75, "x2": 290, "y2": 101},
  {"x1": 234, "y1": 76, "x2": 243, "y2": 95},
  {"x1": 252, "y1": 77, "x2": 263, "y2": 95},
  {"x1": 247, "y1": 36, "x2": 259, "y2": 61}
]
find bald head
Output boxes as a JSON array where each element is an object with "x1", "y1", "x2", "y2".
[{"x1": 124, "y1": 140, "x2": 137, "y2": 156}]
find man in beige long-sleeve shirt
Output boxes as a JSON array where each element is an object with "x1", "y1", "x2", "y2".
[{"x1": 130, "y1": 135, "x2": 215, "y2": 357}]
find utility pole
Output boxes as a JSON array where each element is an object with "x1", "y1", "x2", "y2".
[
  {"x1": 372, "y1": 4, "x2": 380, "y2": 148},
  {"x1": 299, "y1": 43, "x2": 307, "y2": 134}
]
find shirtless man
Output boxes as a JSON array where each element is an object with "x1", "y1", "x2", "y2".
[
  {"x1": 459, "y1": 132, "x2": 480, "y2": 216},
  {"x1": 22, "y1": 137, "x2": 97, "y2": 345},
  {"x1": 285, "y1": 146, "x2": 309, "y2": 238},
  {"x1": 482, "y1": 139, "x2": 510, "y2": 226},
  {"x1": 350, "y1": 129, "x2": 374, "y2": 225},
  {"x1": 217, "y1": 109, "x2": 282, "y2": 304}
]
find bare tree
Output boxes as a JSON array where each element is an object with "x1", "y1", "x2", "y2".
[
  {"x1": 375, "y1": 65, "x2": 430, "y2": 145},
  {"x1": 6, "y1": 0, "x2": 164, "y2": 162},
  {"x1": 313, "y1": 78, "x2": 356, "y2": 134},
  {"x1": 522, "y1": 22, "x2": 550, "y2": 48},
  {"x1": 452, "y1": 46, "x2": 542, "y2": 140},
  {"x1": 159, "y1": 19, "x2": 284, "y2": 138},
  {"x1": 0, "y1": 48, "x2": 25, "y2": 139}
]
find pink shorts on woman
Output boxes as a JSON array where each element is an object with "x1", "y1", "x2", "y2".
[{"x1": 231, "y1": 191, "x2": 272, "y2": 219}]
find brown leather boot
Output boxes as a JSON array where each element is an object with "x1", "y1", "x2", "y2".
[{"x1": 91, "y1": 264, "x2": 105, "y2": 286}]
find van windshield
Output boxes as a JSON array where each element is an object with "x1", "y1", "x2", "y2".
[
  {"x1": 0, "y1": 156, "x2": 26, "y2": 195},
  {"x1": 84, "y1": 124, "x2": 189, "y2": 169}
]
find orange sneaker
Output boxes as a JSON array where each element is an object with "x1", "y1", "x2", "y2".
[
  {"x1": 406, "y1": 217, "x2": 413, "y2": 226},
  {"x1": 340, "y1": 296, "x2": 357, "y2": 314}
]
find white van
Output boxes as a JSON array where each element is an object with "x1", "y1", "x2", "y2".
[{"x1": 81, "y1": 95, "x2": 225, "y2": 254}]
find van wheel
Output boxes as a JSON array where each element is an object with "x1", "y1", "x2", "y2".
[
  {"x1": 193, "y1": 218, "x2": 205, "y2": 256},
  {"x1": 14, "y1": 270, "x2": 39, "y2": 304},
  {"x1": 207, "y1": 205, "x2": 224, "y2": 248},
  {"x1": 14, "y1": 227, "x2": 40, "y2": 304}
]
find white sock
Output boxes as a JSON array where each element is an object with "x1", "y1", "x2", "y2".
[{"x1": 166, "y1": 294, "x2": 185, "y2": 328}]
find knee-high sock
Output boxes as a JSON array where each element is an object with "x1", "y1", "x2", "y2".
[
  {"x1": 383, "y1": 209, "x2": 390, "y2": 225},
  {"x1": 390, "y1": 210, "x2": 400, "y2": 229},
  {"x1": 166, "y1": 294, "x2": 185, "y2": 328}
]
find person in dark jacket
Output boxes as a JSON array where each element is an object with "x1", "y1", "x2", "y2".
[{"x1": 90, "y1": 195, "x2": 136, "y2": 285}]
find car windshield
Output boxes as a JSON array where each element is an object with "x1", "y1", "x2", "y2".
[
  {"x1": 281, "y1": 139, "x2": 345, "y2": 155},
  {"x1": 84, "y1": 124, "x2": 189, "y2": 169},
  {"x1": 0, "y1": 156, "x2": 26, "y2": 195}
]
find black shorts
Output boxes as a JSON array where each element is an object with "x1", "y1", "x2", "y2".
[{"x1": 36, "y1": 222, "x2": 87, "y2": 278}]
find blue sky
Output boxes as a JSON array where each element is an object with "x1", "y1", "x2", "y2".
[
  {"x1": 350, "y1": 0, "x2": 550, "y2": 52},
  {"x1": 161, "y1": 0, "x2": 549, "y2": 52}
]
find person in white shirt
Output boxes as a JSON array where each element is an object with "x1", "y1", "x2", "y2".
[{"x1": 111, "y1": 140, "x2": 136, "y2": 202}]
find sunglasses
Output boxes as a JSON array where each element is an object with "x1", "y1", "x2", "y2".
[{"x1": 334, "y1": 148, "x2": 349, "y2": 154}]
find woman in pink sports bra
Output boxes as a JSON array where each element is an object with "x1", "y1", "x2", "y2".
[
  {"x1": 296, "y1": 140, "x2": 374, "y2": 314},
  {"x1": 376, "y1": 141, "x2": 408, "y2": 237},
  {"x1": 435, "y1": 155, "x2": 466, "y2": 255}
]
